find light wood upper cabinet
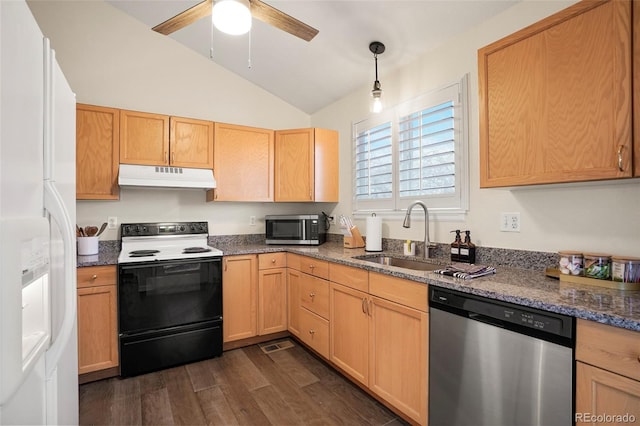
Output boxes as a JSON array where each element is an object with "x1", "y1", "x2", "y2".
[
  {"x1": 478, "y1": 0, "x2": 633, "y2": 187},
  {"x1": 119, "y1": 109, "x2": 169, "y2": 166},
  {"x1": 120, "y1": 110, "x2": 213, "y2": 169},
  {"x1": 77, "y1": 266, "x2": 118, "y2": 376},
  {"x1": 170, "y1": 116, "x2": 214, "y2": 169},
  {"x1": 75, "y1": 104, "x2": 119, "y2": 200},
  {"x1": 274, "y1": 128, "x2": 339, "y2": 202},
  {"x1": 634, "y1": 0, "x2": 640, "y2": 177},
  {"x1": 208, "y1": 123, "x2": 274, "y2": 202},
  {"x1": 222, "y1": 255, "x2": 258, "y2": 342}
]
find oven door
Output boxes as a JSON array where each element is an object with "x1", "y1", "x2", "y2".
[{"x1": 118, "y1": 257, "x2": 222, "y2": 335}]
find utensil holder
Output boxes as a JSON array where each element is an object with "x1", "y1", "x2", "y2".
[
  {"x1": 344, "y1": 226, "x2": 365, "y2": 249},
  {"x1": 77, "y1": 236, "x2": 99, "y2": 255}
]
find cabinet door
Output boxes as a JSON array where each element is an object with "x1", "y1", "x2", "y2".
[
  {"x1": 75, "y1": 104, "x2": 120, "y2": 200},
  {"x1": 209, "y1": 123, "x2": 274, "y2": 201},
  {"x1": 275, "y1": 128, "x2": 314, "y2": 201},
  {"x1": 287, "y1": 268, "x2": 301, "y2": 337},
  {"x1": 258, "y1": 267, "x2": 287, "y2": 335},
  {"x1": 329, "y1": 283, "x2": 369, "y2": 386},
  {"x1": 369, "y1": 296, "x2": 428, "y2": 425},
  {"x1": 119, "y1": 109, "x2": 170, "y2": 166},
  {"x1": 478, "y1": 0, "x2": 632, "y2": 187},
  {"x1": 169, "y1": 116, "x2": 213, "y2": 169},
  {"x1": 222, "y1": 255, "x2": 257, "y2": 342},
  {"x1": 77, "y1": 284, "x2": 118, "y2": 374},
  {"x1": 576, "y1": 362, "x2": 640, "y2": 425},
  {"x1": 313, "y1": 128, "x2": 339, "y2": 202},
  {"x1": 634, "y1": 0, "x2": 640, "y2": 177}
]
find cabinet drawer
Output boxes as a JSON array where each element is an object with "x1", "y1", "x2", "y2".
[
  {"x1": 329, "y1": 262, "x2": 368, "y2": 292},
  {"x1": 577, "y1": 318, "x2": 640, "y2": 382},
  {"x1": 369, "y1": 272, "x2": 428, "y2": 312},
  {"x1": 300, "y1": 274, "x2": 329, "y2": 319},
  {"x1": 77, "y1": 265, "x2": 117, "y2": 289},
  {"x1": 289, "y1": 253, "x2": 329, "y2": 279},
  {"x1": 299, "y1": 307, "x2": 329, "y2": 358},
  {"x1": 258, "y1": 252, "x2": 287, "y2": 270}
]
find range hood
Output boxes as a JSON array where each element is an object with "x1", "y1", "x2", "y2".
[{"x1": 118, "y1": 164, "x2": 217, "y2": 190}]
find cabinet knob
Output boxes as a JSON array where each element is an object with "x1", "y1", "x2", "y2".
[
  {"x1": 309, "y1": 264, "x2": 315, "y2": 270},
  {"x1": 271, "y1": 258, "x2": 276, "y2": 264},
  {"x1": 91, "y1": 274, "x2": 97, "y2": 280},
  {"x1": 308, "y1": 329, "x2": 315, "y2": 336},
  {"x1": 309, "y1": 292, "x2": 315, "y2": 299}
]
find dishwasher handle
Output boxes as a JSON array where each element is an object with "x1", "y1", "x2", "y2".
[{"x1": 468, "y1": 312, "x2": 505, "y2": 329}]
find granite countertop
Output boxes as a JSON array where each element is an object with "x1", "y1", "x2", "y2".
[{"x1": 79, "y1": 241, "x2": 640, "y2": 332}]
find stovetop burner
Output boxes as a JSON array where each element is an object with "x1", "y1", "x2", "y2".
[
  {"x1": 183, "y1": 247, "x2": 212, "y2": 254},
  {"x1": 129, "y1": 249, "x2": 160, "y2": 257}
]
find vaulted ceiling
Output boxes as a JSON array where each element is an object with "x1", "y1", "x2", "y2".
[{"x1": 108, "y1": 0, "x2": 519, "y2": 114}]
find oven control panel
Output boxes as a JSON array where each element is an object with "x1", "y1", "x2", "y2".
[{"x1": 121, "y1": 222, "x2": 208, "y2": 237}]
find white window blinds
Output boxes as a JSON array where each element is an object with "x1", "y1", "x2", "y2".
[{"x1": 352, "y1": 76, "x2": 468, "y2": 216}]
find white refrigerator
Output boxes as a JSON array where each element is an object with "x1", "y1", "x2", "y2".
[{"x1": 0, "y1": 1, "x2": 79, "y2": 424}]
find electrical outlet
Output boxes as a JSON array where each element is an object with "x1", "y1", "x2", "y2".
[
  {"x1": 107, "y1": 216, "x2": 118, "y2": 230},
  {"x1": 249, "y1": 216, "x2": 256, "y2": 226},
  {"x1": 500, "y1": 212, "x2": 521, "y2": 232}
]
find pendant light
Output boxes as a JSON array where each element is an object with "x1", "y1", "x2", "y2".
[
  {"x1": 369, "y1": 41, "x2": 385, "y2": 113},
  {"x1": 212, "y1": 0, "x2": 252, "y2": 36}
]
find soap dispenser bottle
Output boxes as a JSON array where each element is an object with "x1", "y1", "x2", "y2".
[
  {"x1": 450, "y1": 230, "x2": 462, "y2": 262},
  {"x1": 460, "y1": 230, "x2": 476, "y2": 264}
]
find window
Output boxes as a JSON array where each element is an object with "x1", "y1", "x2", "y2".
[{"x1": 353, "y1": 76, "x2": 468, "y2": 217}]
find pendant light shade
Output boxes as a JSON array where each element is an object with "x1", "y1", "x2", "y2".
[
  {"x1": 369, "y1": 41, "x2": 385, "y2": 113},
  {"x1": 212, "y1": 0, "x2": 252, "y2": 36}
]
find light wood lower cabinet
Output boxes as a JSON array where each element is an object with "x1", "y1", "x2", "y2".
[
  {"x1": 223, "y1": 255, "x2": 258, "y2": 342},
  {"x1": 369, "y1": 295, "x2": 428, "y2": 425},
  {"x1": 576, "y1": 318, "x2": 640, "y2": 424},
  {"x1": 329, "y1": 282, "x2": 369, "y2": 386},
  {"x1": 287, "y1": 267, "x2": 302, "y2": 337},
  {"x1": 77, "y1": 266, "x2": 118, "y2": 375},
  {"x1": 328, "y1": 266, "x2": 428, "y2": 425},
  {"x1": 258, "y1": 253, "x2": 287, "y2": 335}
]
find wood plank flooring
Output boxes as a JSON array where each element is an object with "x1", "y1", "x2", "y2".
[{"x1": 79, "y1": 340, "x2": 408, "y2": 425}]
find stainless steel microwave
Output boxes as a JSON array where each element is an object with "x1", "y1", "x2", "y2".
[{"x1": 265, "y1": 214, "x2": 326, "y2": 245}]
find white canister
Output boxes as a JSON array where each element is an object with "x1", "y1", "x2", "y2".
[
  {"x1": 77, "y1": 236, "x2": 99, "y2": 256},
  {"x1": 365, "y1": 213, "x2": 382, "y2": 252}
]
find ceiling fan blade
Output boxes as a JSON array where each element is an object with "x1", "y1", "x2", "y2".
[
  {"x1": 250, "y1": 0, "x2": 318, "y2": 42},
  {"x1": 152, "y1": 0, "x2": 213, "y2": 35}
]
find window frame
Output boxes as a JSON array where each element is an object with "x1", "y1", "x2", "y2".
[{"x1": 351, "y1": 75, "x2": 469, "y2": 220}]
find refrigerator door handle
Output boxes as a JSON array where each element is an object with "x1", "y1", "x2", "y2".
[{"x1": 43, "y1": 180, "x2": 76, "y2": 377}]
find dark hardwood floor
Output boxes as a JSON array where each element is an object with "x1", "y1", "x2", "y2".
[{"x1": 80, "y1": 340, "x2": 409, "y2": 425}]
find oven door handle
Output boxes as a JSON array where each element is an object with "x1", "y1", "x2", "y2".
[{"x1": 119, "y1": 257, "x2": 221, "y2": 271}]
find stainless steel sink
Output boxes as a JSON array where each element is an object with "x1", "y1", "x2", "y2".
[{"x1": 354, "y1": 255, "x2": 442, "y2": 271}]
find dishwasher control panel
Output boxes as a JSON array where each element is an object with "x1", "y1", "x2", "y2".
[{"x1": 430, "y1": 287, "x2": 573, "y2": 340}]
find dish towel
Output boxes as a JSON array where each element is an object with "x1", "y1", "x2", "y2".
[{"x1": 433, "y1": 262, "x2": 496, "y2": 280}]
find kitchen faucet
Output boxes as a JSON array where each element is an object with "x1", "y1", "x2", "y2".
[{"x1": 403, "y1": 200, "x2": 433, "y2": 259}]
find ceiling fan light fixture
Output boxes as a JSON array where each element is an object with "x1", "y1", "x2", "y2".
[
  {"x1": 212, "y1": 0, "x2": 252, "y2": 36},
  {"x1": 369, "y1": 41, "x2": 385, "y2": 114}
]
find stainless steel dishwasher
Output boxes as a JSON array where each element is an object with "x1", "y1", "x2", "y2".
[{"x1": 429, "y1": 287, "x2": 574, "y2": 426}]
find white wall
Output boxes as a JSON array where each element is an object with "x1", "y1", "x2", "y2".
[
  {"x1": 28, "y1": 0, "x2": 321, "y2": 241},
  {"x1": 311, "y1": 0, "x2": 640, "y2": 256}
]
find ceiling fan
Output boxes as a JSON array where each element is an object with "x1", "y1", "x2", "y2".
[{"x1": 152, "y1": 0, "x2": 318, "y2": 42}]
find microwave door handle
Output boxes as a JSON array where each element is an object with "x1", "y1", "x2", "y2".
[{"x1": 301, "y1": 220, "x2": 306, "y2": 241}]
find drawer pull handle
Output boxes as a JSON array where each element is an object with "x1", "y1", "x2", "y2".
[
  {"x1": 91, "y1": 274, "x2": 97, "y2": 280},
  {"x1": 309, "y1": 292, "x2": 315, "y2": 300},
  {"x1": 617, "y1": 145, "x2": 624, "y2": 172}
]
